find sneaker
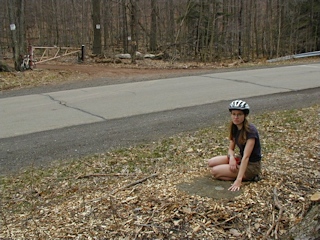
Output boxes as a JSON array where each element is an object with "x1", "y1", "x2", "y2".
[{"x1": 252, "y1": 175, "x2": 261, "y2": 182}]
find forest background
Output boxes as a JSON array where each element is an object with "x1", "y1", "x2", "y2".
[{"x1": 1, "y1": 0, "x2": 320, "y2": 71}]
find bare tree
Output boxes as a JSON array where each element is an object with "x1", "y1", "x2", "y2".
[
  {"x1": 92, "y1": 0, "x2": 102, "y2": 55},
  {"x1": 121, "y1": 0, "x2": 129, "y2": 53},
  {"x1": 149, "y1": 0, "x2": 157, "y2": 52},
  {"x1": 102, "y1": 0, "x2": 110, "y2": 52},
  {"x1": 7, "y1": 0, "x2": 26, "y2": 71},
  {"x1": 129, "y1": 0, "x2": 138, "y2": 63},
  {"x1": 167, "y1": 0, "x2": 175, "y2": 44}
]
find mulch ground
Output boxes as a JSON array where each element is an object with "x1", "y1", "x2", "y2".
[{"x1": 1, "y1": 105, "x2": 319, "y2": 239}]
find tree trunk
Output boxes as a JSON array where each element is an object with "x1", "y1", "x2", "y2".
[
  {"x1": 267, "y1": 0, "x2": 274, "y2": 58},
  {"x1": 18, "y1": 0, "x2": 25, "y2": 55},
  {"x1": 149, "y1": 0, "x2": 157, "y2": 52},
  {"x1": 50, "y1": 0, "x2": 59, "y2": 46},
  {"x1": 92, "y1": 0, "x2": 102, "y2": 55},
  {"x1": 253, "y1": 0, "x2": 259, "y2": 59},
  {"x1": 205, "y1": 1, "x2": 213, "y2": 62},
  {"x1": 130, "y1": 0, "x2": 138, "y2": 64},
  {"x1": 121, "y1": 0, "x2": 129, "y2": 53},
  {"x1": 276, "y1": 0, "x2": 281, "y2": 57},
  {"x1": 7, "y1": 0, "x2": 26, "y2": 71},
  {"x1": 167, "y1": 0, "x2": 175, "y2": 43},
  {"x1": 238, "y1": 0, "x2": 243, "y2": 58},
  {"x1": 102, "y1": 1, "x2": 110, "y2": 51}
]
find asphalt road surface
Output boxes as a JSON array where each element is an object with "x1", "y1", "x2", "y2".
[{"x1": 1, "y1": 63, "x2": 319, "y2": 175}]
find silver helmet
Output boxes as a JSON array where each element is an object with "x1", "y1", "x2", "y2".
[{"x1": 228, "y1": 100, "x2": 250, "y2": 114}]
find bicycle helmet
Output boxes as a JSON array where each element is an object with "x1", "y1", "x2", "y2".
[{"x1": 229, "y1": 100, "x2": 250, "y2": 114}]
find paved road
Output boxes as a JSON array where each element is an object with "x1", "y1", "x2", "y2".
[{"x1": 1, "y1": 63, "x2": 319, "y2": 175}]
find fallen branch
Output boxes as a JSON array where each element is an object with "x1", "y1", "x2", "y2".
[
  {"x1": 91, "y1": 173, "x2": 159, "y2": 202},
  {"x1": 263, "y1": 187, "x2": 284, "y2": 240},
  {"x1": 213, "y1": 214, "x2": 239, "y2": 227},
  {"x1": 77, "y1": 173, "x2": 135, "y2": 179},
  {"x1": 111, "y1": 173, "x2": 159, "y2": 195},
  {"x1": 134, "y1": 205, "x2": 158, "y2": 239}
]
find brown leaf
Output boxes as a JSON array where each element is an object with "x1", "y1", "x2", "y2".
[{"x1": 311, "y1": 192, "x2": 320, "y2": 202}]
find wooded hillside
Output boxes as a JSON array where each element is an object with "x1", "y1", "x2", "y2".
[{"x1": 1, "y1": 0, "x2": 319, "y2": 64}]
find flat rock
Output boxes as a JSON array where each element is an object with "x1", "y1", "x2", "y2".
[{"x1": 176, "y1": 175, "x2": 241, "y2": 199}]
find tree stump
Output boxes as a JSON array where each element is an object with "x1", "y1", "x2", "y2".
[{"x1": 0, "y1": 60, "x2": 14, "y2": 72}]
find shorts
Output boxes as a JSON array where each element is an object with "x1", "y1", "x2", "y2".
[{"x1": 244, "y1": 161, "x2": 261, "y2": 180}]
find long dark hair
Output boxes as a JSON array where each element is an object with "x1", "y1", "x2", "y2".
[{"x1": 229, "y1": 116, "x2": 250, "y2": 144}]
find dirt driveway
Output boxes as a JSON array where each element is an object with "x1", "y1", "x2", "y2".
[
  {"x1": 1, "y1": 57, "x2": 319, "y2": 96},
  {"x1": 36, "y1": 61, "x2": 215, "y2": 84},
  {"x1": 1, "y1": 58, "x2": 228, "y2": 95}
]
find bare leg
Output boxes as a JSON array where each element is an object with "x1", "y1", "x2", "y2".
[
  {"x1": 208, "y1": 155, "x2": 238, "y2": 180},
  {"x1": 211, "y1": 164, "x2": 238, "y2": 180},
  {"x1": 208, "y1": 155, "x2": 228, "y2": 167}
]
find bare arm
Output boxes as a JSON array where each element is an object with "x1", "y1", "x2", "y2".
[
  {"x1": 228, "y1": 140, "x2": 237, "y2": 172},
  {"x1": 229, "y1": 138, "x2": 255, "y2": 191},
  {"x1": 228, "y1": 140, "x2": 235, "y2": 156}
]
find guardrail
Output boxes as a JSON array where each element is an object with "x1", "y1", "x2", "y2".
[{"x1": 267, "y1": 51, "x2": 320, "y2": 63}]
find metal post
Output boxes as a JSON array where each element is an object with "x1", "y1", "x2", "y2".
[{"x1": 81, "y1": 45, "x2": 85, "y2": 62}]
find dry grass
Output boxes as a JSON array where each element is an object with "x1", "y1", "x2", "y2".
[{"x1": 1, "y1": 105, "x2": 319, "y2": 239}]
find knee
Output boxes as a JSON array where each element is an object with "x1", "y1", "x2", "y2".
[
  {"x1": 207, "y1": 156, "x2": 219, "y2": 167},
  {"x1": 210, "y1": 166, "x2": 220, "y2": 178}
]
